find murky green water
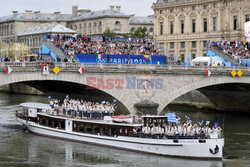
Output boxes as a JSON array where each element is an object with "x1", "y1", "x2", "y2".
[{"x1": 0, "y1": 93, "x2": 249, "y2": 167}]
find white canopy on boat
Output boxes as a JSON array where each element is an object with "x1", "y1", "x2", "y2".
[{"x1": 20, "y1": 103, "x2": 51, "y2": 110}]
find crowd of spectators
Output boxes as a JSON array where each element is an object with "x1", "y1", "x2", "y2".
[
  {"x1": 49, "y1": 35, "x2": 160, "y2": 58},
  {"x1": 208, "y1": 40, "x2": 250, "y2": 65}
]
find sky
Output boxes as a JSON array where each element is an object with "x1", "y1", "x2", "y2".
[{"x1": 0, "y1": 0, "x2": 156, "y2": 17}]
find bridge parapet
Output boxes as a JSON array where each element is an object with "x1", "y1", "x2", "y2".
[{"x1": 1, "y1": 62, "x2": 250, "y2": 75}]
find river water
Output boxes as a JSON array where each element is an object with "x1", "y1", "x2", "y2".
[{"x1": 0, "y1": 93, "x2": 249, "y2": 167}]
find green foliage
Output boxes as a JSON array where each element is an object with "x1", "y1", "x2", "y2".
[
  {"x1": 122, "y1": 33, "x2": 130, "y2": 38},
  {"x1": 103, "y1": 28, "x2": 116, "y2": 38},
  {"x1": 131, "y1": 26, "x2": 148, "y2": 38}
]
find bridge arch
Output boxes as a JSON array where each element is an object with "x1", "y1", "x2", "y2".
[
  {"x1": 157, "y1": 77, "x2": 250, "y2": 114},
  {"x1": 0, "y1": 71, "x2": 132, "y2": 114}
]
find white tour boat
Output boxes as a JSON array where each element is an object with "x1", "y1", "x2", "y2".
[{"x1": 16, "y1": 102, "x2": 224, "y2": 160}]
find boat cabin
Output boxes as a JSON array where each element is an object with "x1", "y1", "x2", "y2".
[{"x1": 142, "y1": 115, "x2": 168, "y2": 127}]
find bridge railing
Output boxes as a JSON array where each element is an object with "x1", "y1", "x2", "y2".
[{"x1": 1, "y1": 62, "x2": 250, "y2": 73}]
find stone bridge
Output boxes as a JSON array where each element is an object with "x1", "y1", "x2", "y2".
[{"x1": 1, "y1": 62, "x2": 250, "y2": 114}]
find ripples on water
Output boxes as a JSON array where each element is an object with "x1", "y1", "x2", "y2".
[{"x1": 0, "y1": 93, "x2": 249, "y2": 166}]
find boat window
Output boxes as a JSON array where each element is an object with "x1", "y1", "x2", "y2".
[
  {"x1": 79, "y1": 124, "x2": 84, "y2": 132},
  {"x1": 120, "y1": 129, "x2": 122, "y2": 133},
  {"x1": 48, "y1": 119, "x2": 52, "y2": 127},
  {"x1": 94, "y1": 127, "x2": 100, "y2": 134},
  {"x1": 111, "y1": 128, "x2": 116, "y2": 136},
  {"x1": 61, "y1": 122, "x2": 65, "y2": 129},
  {"x1": 125, "y1": 129, "x2": 128, "y2": 134}
]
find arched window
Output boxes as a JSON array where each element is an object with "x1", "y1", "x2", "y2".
[
  {"x1": 70, "y1": 25, "x2": 73, "y2": 29},
  {"x1": 131, "y1": 27, "x2": 135, "y2": 32},
  {"x1": 75, "y1": 24, "x2": 77, "y2": 30},
  {"x1": 89, "y1": 23, "x2": 92, "y2": 34},
  {"x1": 79, "y1": 24, "x2": 82, "y2": 29},
  {"x1": 10, "y1": 24, "x2": 14, "y2": 35},
  {"x1": 98, "y1": 21, "x2": 102, "y2": 33},
  {"x1": 83, "y1": 23, "x2": 87, "y2": 34},
  {"x1": 149, "y1": 27, "x2": 154, "y2": 36},
  {"x1": 93, "y1": 22, "x2": 97, "y2": 34},
  {"x1": 114, "y1": 21, "x2": 121, "y2": 31}
]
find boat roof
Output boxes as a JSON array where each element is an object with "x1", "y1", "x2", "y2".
[
  {"x1": 20, "y1": 102, "x2": 51, "y2": 110},
  {"x1": 38, "y1": 112, "x2": 143, "y2": 127},
  {"x1": 142, "y1": 115, "x2": 167, "y2": 118}
]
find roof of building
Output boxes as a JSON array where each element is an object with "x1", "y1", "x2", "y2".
[
  {"x1": 72, "y1": 9, "x2": 130, "y2": 21},
  {"x1": 129, "y1": 16, "x2": 154, "y2": 25},
  {"x1": 18, "y1": 24, "x2": 76, "y2": 36},
  {"x1": 0, "y1": 13, "x2": 72, "y2": 23}
]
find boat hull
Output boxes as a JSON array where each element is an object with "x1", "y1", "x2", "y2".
[{"x1": 17, "y1": 118, "x2": 224, "y2": 160}]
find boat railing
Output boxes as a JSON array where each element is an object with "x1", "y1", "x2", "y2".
[{"x1": 130, "y1": 132, "x2": 224, "y2": 140}]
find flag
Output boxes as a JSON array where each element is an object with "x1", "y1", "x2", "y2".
[
  {"x1": 187, "y1": 53, "x2": 191, "y2": 66},
  {"x1": 143, "y1": 55, "x2": 150, "y2": 61},
  {"x1": 205, "y1": 121, "x2": 210, "y2": 126},
  {"x1": 166, "y1": 113, "x2": 177, "y2": 123},
  {"x1": 96, "y1": 54, "x2": 103, "y2": 60},
  {"x1": 39, "y1": 48, "x2": 42, "y2": 59},
  {"x1": 206, "y1": 70, "x2": 211, "y2": 77},
  {"x1": 214, "y1": 122, "x2": 219, "y2": 128},
  {"x1": 78, "y1": 67, "x2": 85, "y2": 74},
  {"x1": 4, "y1": 66, "x2": 12, "y2": 74},
  {"x1": 198, "y1": 120, "x2": 204, "y2": 126}
]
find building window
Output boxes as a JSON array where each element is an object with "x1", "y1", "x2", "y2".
[
  {"x1": 192, "y1": 41, "x2": 196, "y2": 48},
  {"x1": 170, "y1": 42, "x2": 175, "y2": 49},
  {"x1": 160, "y1": 10, "x2": 163, "y2": 14},
  {"x1": 192, "y1": 6, "x2": 195, "y2": 11},
  {"x1": 170, "y1": 8, "x2": 173, "y2": 13},
  {"x1": 114, "y1": 21, "x2": 121, "y2": 31},
  {"x1": 233, "y1": 16, "x2": 237, "y2": 30},
  {"x1": 213, "y1": 17, "x2": 217, "y2": 32},
  {"x1": 160, "y1": 22, "x2": 163, "y2": 35},
  {"x1": 170, "y1": 21, "x2": 174, "y2": 34},
  {"x1": 192, "y1": 19, "x2": 196, "y2": 33},
  {"x1": 204, "y1": 4, "x2": 207, "y2": 10},
  {"x1": 181, "y1": 42, "x2": 185, "y2": 49},
  {"x1": 213, "y1": 3, "x2": 217, "y2": 8},
  {"x1": 203, "y1": 18, "x2": 207, "y2": 32},
  {"x1": 246, "y1": 14, "x2": 249, "y2": 22},
  {"x1": 181, "y1": 7, "x2": 184, "y2": 12},
  {"x1": 191, "y1": 54, "x2": 196, "y2": 59},
  {"x1": 181, "y1": 20, "x2": 184, "y2": 34},
  {"x1": 181, "y1": 54, "x2": 185, "y2": 62},
  {"x1": 203, "y1": 41, "x2": 207, "y2": 48}
]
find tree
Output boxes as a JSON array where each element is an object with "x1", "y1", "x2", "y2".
[
  {"x1": 131, "y1": 26, "x2": 148, "y2": 38},
  {"x1": 103, "y1": 28, "x2": 116, "y2": 38}
]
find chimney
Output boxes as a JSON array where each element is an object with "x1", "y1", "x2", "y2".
[
  {"x1": 12, "y1": 11, "x2": 18, "y2": 17},
  {"x1": 72, "y1": 5, "x2": 78, "y2": 18},
  {"x1": 54, "y1": 11, "x2": 62, "y2": 18},
  {"x1": 110, "y1": 6, "x2": 115, "y2": 12},
  {"x1": 116, "y1": 6, "x2": 121, "y2": 13},
  {"x1": 25, "y1": 10, "x2": 32, "y2": 19}
]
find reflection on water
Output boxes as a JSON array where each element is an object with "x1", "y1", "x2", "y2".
[{"x1": 0, "y1": 93, "x2": 249, "y2": 166}]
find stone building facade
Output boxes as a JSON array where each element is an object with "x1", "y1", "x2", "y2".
[
  {"x1": 152, "y1": 0, "x2": 250, "y2": 62},
  {"x1": 0, "y1": 6, "x2": 154, "y2": 48}
]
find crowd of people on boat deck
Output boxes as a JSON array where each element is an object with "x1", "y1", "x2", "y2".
[
  {"x1": 136, "y1": 122, "x2": 222, "y2": 139},
  {"x1": 49, "y1": 96, "x2": 117, "y2": 119}
]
